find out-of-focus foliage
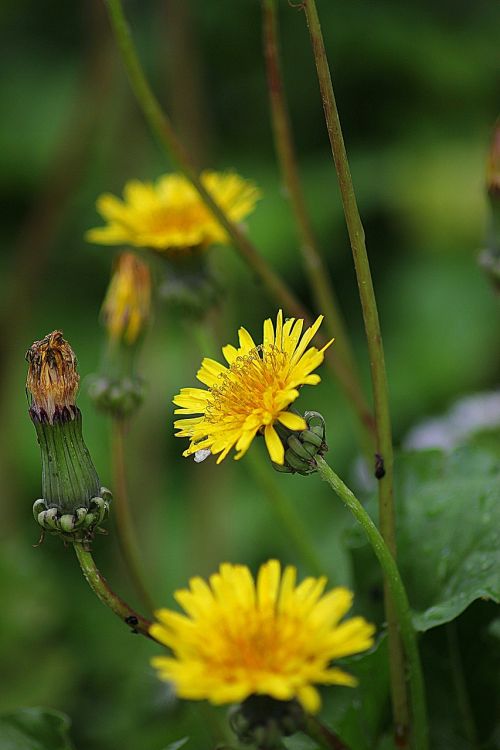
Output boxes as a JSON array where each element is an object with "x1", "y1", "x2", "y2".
[{"x1": 1, "y1": 0, "x2": 499, "y2": 748}]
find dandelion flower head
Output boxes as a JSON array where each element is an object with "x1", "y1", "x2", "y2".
[
  {"x1": 174, "y1": 310, "x2": 333, "y2": 465},
  {"x1": 86, "y1": 171, "x2": 260, "y2": 253},
  {"x1": 26, "y1": 330, "x2": 79, "y2": 423},
  {"x1": 150, "y1": 560, "x2": 375, "y2": 713}
]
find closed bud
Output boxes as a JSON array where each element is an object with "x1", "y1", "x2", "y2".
[
  {"x1": 26, "y1": 331, "x2": 111, "y2": 540},
  {"x1": 229, "y1": 696, "x2": 305, "y2": 748},
  {"x1": 271, "y1": 411, "x2": 328, "y2": 476},
  {"x1": 90, "y1": 252, "x2": 151, "y2": 418}
]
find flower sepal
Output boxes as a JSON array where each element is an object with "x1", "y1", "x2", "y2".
[
  {"x1": 229, "y1": 696, "x2": 305, "y2": 749},
  {"x1": 33, "y1": 488, "x2": 111, "y2": 542},
  {"x1": 272, "y1": 411, "x2": 328, "y2": 476}
]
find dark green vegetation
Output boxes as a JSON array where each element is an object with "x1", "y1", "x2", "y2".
[{"x1": 1, "y1": 0, "x2": 499, "y2": 748}]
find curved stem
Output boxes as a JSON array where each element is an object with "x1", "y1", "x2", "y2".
[
  {"x1": 261, "y1": 0, "x2": 373, "y2": 456},
  {"x1": 300, "y1": 0, "x2": 407, "y2": 737},
  {"x1": 111, "y1": 418, "x2": 155, "y2": 613},
  {"x1": 73, "y1": 540, "x2": 157, "y2": 641},
  {"x1": 315, "y1": 456, "x2": 428, "y2": 750},
  {"x1": 103, "y1": 0, "x2": 376, "y2": 445}
]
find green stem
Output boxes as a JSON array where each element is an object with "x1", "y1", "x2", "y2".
[
  {"x1": 305, "y1": 715, "x2": 350, "y2": 750},
  {"x1": 103, "y1": 0, "x2": 376, "y2": 446},
  {"x1": 300, "y1": 0, "x2": 407, "y2": 737},
  {"x1": 446, "y1": 622, "x2": 479, "y2": 749},
  {"x1": 111, "y1": 418, "x2": 155, "y2": 613},
  {"x1": 261, "y1": 0, "x2": 374, "y2": 451},
  {"x1": 315, "y1": 456, "x2": 428, "y2": 750},
  {"x1": 246, "y1": 450, "x2": 324, "y2": 578},
  {"x1": 73, "y1": 540, "x2": 157, "y2": 641}
]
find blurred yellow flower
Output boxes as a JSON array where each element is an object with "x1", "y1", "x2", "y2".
[
  {"x1": 173, "y1": 310, "x2": 332, "y2": 465},
  {"x1": 86, "y1": 171, "x2": 260, "y2": 252},
  {"x1": 150, "y1": 560, "x2": 375, "y2": 713},
  {"x1": 101, "y1": 252, "x2": 151, "y2": 345}
]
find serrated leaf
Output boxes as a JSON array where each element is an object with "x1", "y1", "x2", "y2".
[
  {"x1": 0, "y1": 707, "x2": 75, "y2": 750},
  {"x1": 394, "y1": 442, "x2": 500, "y2": 631}
]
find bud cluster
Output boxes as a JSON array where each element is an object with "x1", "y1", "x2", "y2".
[{"x1": 272, "y1": 411, "x2": 328, "y2": 476}]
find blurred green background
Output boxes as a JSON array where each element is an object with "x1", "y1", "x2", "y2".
[{"x1": 0, "y1": 0, "x2": 499, "y2": 748}]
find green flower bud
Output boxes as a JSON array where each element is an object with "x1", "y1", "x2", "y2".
[
  {"x1": 156, "y1": 251, "x2": 221, "y2": 317},
  {"x1": 26, "y1": 331, "x2": 111, "y2": 541},
  {"x1": 272, "y1": 411, "x2": 328, "y2": 476}
]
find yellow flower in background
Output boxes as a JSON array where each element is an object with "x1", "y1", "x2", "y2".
[
  {"x1": 174, "y1": 310, "x2": 332, "y2": 465},
  {"x1": 150, "y1": 560, "x2": 375, "y2": 713},
  {"x1": 86, "y1": 171, "x2": 260, "y2": 252},
  {"x1": 101, "y1": 252, "x2": 151, "y2": 345}
]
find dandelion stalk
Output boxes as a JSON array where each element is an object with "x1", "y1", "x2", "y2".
[
  {"x1": 261, "y1": 0, "x2": 370, "y2": 451},
  {"x1": 103, "y1": 0, "x2": 376, "y2": 445},
  {"x1": 299, "y1": 0, "x2": 408, "y2": 737},
  {"x1": 73, "y1": 540, "x2": 157, "y2": 641},
  {"x1": 315, "y1": 456, "x2": 428, "y2": 750},
  {"x1": 111, "y1": 418, "x2": 155, "y2": 613}
]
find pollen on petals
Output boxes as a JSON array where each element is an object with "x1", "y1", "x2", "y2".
[
  {"x1": 173, "y1": 310, "x2": 333, "y2": 464},
  {"x1": 150, "y1": 560, "x2": 374, "y2": 712}
]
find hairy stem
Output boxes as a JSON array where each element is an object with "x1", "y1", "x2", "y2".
[
  {"x1": 73, "y1": 540, "x2": 157, "y2": 641},
  {"x1": 103, "y1": 0, "x2": 376, "y2": 444},
  {"x1": 112, "y1": 419, "x2": 155, "y2": 613},
  {"x1": 300, "y1": 0, "x2": 407, "y2": 737},
  {"x1": 316, "y1": 457, "x2": 428, "y2": 750}
]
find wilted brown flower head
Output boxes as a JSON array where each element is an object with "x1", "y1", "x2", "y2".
[{"x1": 26, "y1": 330, "x2": 79, "y2": 422}]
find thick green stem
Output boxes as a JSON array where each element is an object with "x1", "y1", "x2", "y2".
[
  {"x1": 103, "y1": 0, "x2": 376, "y2": 445},
  {"x1": 261, "y1": 0, "x2": 373, "y2": 453},
  {"x1": 316, "y1": 457, "x2": 428, "y2": 750},
  {"x1": 111, "y1": 418, "x2": 155, "y2": 613},
  {"x1": 73, "y1": 540, "x2": 157, "y2": 641},
  {"x1": 300, "y1": 0, "x2": 407, "y2": 736}
]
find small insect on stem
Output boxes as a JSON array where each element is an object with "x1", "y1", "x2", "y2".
[{"x1": 374, "y1": 453, "x2": 386, "y2": 480}]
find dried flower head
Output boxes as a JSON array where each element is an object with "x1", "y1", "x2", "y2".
[
  {"x1": 102, "y1": 252, "x2": 151, "y2": 345},
  {"x1": 174, "y1": 310, "x2": 332, "y2": 465},
  {"x1": 86, "y1": 171, "x2": 260, "y2": 253},
  {"x1": 26, "y1": 330, "x2": 79, "y2": 423},
  {"x1": 151, "y1": 560, "x2": 375, "y2": 713}
]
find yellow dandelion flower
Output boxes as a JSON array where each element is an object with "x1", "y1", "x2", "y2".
[
  {"x1": 173, "y1": 310, "x2": 333, "y2": 465},
  {"x1": 101, "y1": 252, "x2": 151, "y2": 345},
  {"x1": 150, "y1": 559, "x2": 375, "y2": 714},
  {"x1": 86, "y1": 171, "x2": 260, "y2": 253}
]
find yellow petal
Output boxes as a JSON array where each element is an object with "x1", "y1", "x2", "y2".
[
  {"x1": 264, "y1": 423, "x2": 284, "y2": 464},
  {"x1": 277, "y1": 411, "x2": 307, "y2": 431}
]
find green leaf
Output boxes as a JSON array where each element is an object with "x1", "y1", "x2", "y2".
[
  {"x1": 394, "y1": 440, "x2": 500, "y2": 631},
  {"x1": 0, "y1": 708, "x2": 75, "y2": 750}
]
